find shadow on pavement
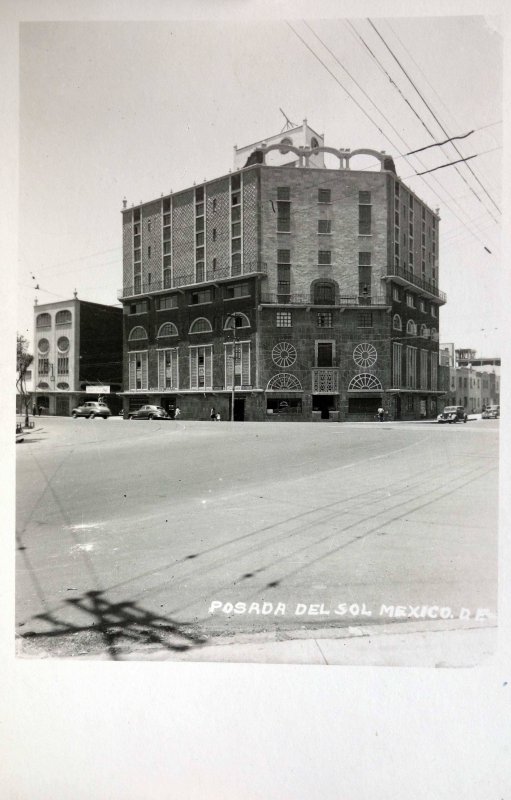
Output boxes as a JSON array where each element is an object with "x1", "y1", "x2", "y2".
[{"x1": 18, "y1": 589, "x2": 207, "y2": 660}]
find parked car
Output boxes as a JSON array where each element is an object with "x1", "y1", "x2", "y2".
[
  {"x1": 72, "y1": 401, "x2": 112, "y2": 419},
  {"x1": 437, "y1": 405, "x2": 468, "y2": 424},
  {"x1": 128, "y1": 405, "x2": 169, "y2": 420},
  {"x1": 482, "y1": 405, "x2": 500, "y2": 419}
]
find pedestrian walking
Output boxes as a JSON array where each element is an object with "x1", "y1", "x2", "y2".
[
  {"x1": 210, "y1": 407, "x2": 216, "y2": 421},
  {"x1": 377, "y1": 406, "x2": 385, "y2": 422},
  {"x1": 32, "y1": 403, "x2": 37, "y2": 417},
  {"x1": 38, "y1": 405, "x2": 42, "y2": 417},
  {"x1": 174, "y1": 406, "x2": 181, "y2": 419},
  {"x1": 216, "y1": 412, "x2": 221, "y2": 421}
]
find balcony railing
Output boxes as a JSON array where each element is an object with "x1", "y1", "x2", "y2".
[
  {"x1": 119, "y1": 261, "x2": 267, "y2": 300},
  {"x1": 380, "y1": 265, "x2": 446, "y2": 304},
  {"x1": 260, "y1": 293, "x2": 389, "y2": 307}
]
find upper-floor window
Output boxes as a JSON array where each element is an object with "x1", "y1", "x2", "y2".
[
  {"x1": 317, "y1": 312, "x2": 332, "y2": 328},
  {"x1": 393, "y1": 314, "x2": 402, "y2": 331},
  {"x1": 129, "y1": 300, "x2": 148, "y2": 314},
  {"x1": 38, "y1": 338, "x2": 50, "y2": 353},
  {"x1": 318, "y1": 188, "x2": 331, "y2": 203},
  {"x1": 225, "y1": 282, "x2": 250, "y2": 299},
  {"x1": 406, "y1": 320, "x2": 417, "y2": 335},
  {"x1": 392, "y1": 286, "x2": 400, "y2": 302},
  {"x1": 358, "y1": 312, "x2": 373, "y2": 328},
  {"x1": 128, "y1": 326, "x2": 148, "y2": 341},
  {"x1": 157, "y1": 295, "x2": 178, "y2": 310},
  {"x1": 318, "y1": 219, "x2": 332, "y2": 234},
  {"x1": 36, "y1": 313, "x2": 51, "y2": 329},
  {"x1": 431, "y1": 305, "x2": 437, "y2": 318},
  {"x1": 190, "y1": 288, "x2": 213, "y2": 305},
  {"x1": 157, "y1": 322, "x2": 178, "y2": 338},
  {"x1": 276, "y1": 311, "x2": 292, "y2": 327},
  {"x1": 313, "y1": 282, "x2": 335, "y2": 305},
  {"x1": 318, "y1": 250, "x2": 331, "y2": 265},
  {"x1": 358, "y1": 191, "x2": 372, "y2": 235},
  {"x1": 57, "y1": 337, "x2": 70, "y2": 352},
  {"x1": 55, "y1": 310, "x2": 72, "y2": 325},
  {"x1": 189, "y1": 317, "x2": 213, "y2": 334},
  {"x1": 277, "y1": 186, "x2": 290, "y2": 201},
  {"x1": 406, "y1": 294, "x2": 415, "y2": 308}
]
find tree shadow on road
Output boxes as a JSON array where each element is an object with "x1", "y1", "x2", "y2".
[{"x1": 18, "y1": 589, "x2": 207, "y2": 660}]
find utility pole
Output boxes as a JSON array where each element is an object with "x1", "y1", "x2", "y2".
[{"x1": 226, "y1": 313, "x2": 241, "y2": 421}]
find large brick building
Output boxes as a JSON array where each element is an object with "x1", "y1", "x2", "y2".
[
  {"x1": 120, "y1": 122, "x2": 446, "y2": 421},
  {"x1": 33, "y1": 296, "x2": 123, "y2": 415}
]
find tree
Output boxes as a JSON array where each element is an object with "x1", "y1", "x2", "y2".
[{"x1": 17, "y1": 334, "x2": 34, "y2": 427}]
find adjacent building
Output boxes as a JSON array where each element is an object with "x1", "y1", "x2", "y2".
[
  {"x1": 119, "y1": 123, "x2": 446, "y2": 421},
  {"x1": 441, "y1": 346, "x2": 500, "y2": 411},
  {"x1": 33, "y1": 296, "x2": 123, "y2": 415}
]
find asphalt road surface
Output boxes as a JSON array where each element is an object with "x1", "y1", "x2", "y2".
[{"x1": 16, "y1": 416, "x2": 499, "y2": 661}]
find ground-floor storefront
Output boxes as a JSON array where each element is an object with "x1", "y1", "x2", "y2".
[
  {"x1": 29, "y1": 392, "x2": 123, "y2": 417},
  {"x1": 121, "y1": 389, "x2": 445, "y2": 422}
]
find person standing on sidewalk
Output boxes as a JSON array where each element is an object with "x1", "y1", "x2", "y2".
[{"x1": 377, "y1": 406, "x2": 385, "y2": 422}]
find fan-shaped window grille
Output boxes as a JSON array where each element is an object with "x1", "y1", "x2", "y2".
[
  {"x1": 406, "y1": 320, "x2": 417, "y2": 335},
  {"x1": 348, "y1": 374, "x2": 383, "y2": 391},
  {"x1": 38, "y1": 338, "x2": 50, "y2": 353},
  {"x1": 57, "y1": 382, "x2": 69, "y2": 390},
  {"x1": 36, "y1": 313, "x2": 51, "y2": 328},
  {"x1": 56, "y1": 310, "x2": 72, "y2": 325},
  {"x1": 224, "y1": 313, "x2": 250, "y2": 330},
  {"x1": 266, "y1": 373, "x2": 302, "y2": 392},
  {"x1": 393, "y1": 314, "x2": 402, "y2": 331},
  {"x1": 37, "y1": 382, "x2": 49, "y2": 389},
  {"x1": 272, "y1": 342, "x2": 297, "y2": 368},
  {"x1": 157, "y1": 322, "x2": 178, "y2": 338},
  {"x1": 128, "y1": 326, "x2": 148, "y2": 341},
  {"x1": 353, "y1": 343, "x2": 377, "y2": 368},
  {"x1": 57, "y1": 336, "x2": 70, "y2": 352},
  {"x1": 189, "y1": 317, "x2": 212, "y2": 334},
  {"x1": 420, "y1": 324, "x2": 428, "y2": 338}
]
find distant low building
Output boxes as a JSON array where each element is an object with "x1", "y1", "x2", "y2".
[
  {"x1": 441, "y1": 346, "x2": 500, "y2": 411},
  {"x1": 32, "y1": 296, "x2": 123, "y2": 415}
]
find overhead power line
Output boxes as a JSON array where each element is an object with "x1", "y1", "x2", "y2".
[
  {"x1": 415, "y1": 154, "x2": 478, "y2": 176},
  {"x1": 290, "y1": 20, "x2": 497, "y2": 253},
  {"x1": 406, "y1": 130, "x2": 474, "y2": 156},
  {"x1": 367, "y1": 18, "x2": 501, "y2": 218}
]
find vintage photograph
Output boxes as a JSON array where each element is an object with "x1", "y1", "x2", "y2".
[{"x1": 15, "y1": 14, "x2": 502, "y2": 666}]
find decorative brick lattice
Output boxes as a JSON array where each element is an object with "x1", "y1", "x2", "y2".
[
  {"x1": 243, "y1": 171, "x2": 259, "y2": 269},
  {"x1": 312, "y1": 369, "x2": 339, "y2": 393},
  {"x1": 172, "y1": 192, "x2": 195, "y2": 281}
]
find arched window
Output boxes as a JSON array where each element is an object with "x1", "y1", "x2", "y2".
[
  {"x1": 430, "y1": 327, "x2": 438, "y2": 342},
  {"x1": 36, "y1": 313, "x2": 51, "y2": 328},
  {"x1": 57, "y1": 382, "x2": 69, "y2": 390},
  {"x1": 224, "y1": 313, "x2": 250, "y2": 330},
  {"x1": 128, "y1": 326, "x2": 148, "y2": 341},
  {"x1": 392, "y1": 314, "x2": 402, "y2": 331},
  {"x1": 56, "y1": 310, "x2": 72, "y2": 325},
  {"x1": 37, "y1": 381, "x2": 50, "y2": 389},
  {"x1": 157, "y1": 322, "x2": 178, "y2": 338},
  {"x1": 189, "y1": 317, "x2": 213, "y2": 334},
  {"x1": 313, "y1": 282, "x2": 335, "y2": 305},
  {"x1": 57, "y1": 336, "x2": 70, "y2": 352},
  {"x1": 38, "y1": 338, "x2": 50, "y2": 353},
  {"x1": 406, "y1": 320, "x2": 417, "y2": 335}
]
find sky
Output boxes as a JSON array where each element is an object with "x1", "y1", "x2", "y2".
[{"x1": 18, "y1": 14, "x2": 503, "y2": 357}]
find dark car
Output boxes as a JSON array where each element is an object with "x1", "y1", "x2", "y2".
[
  {"x1": 72, "y1": 401, "x2": 111, "y2": 419},
  {"x1": 437, "y1": 405, "x2": 467, "y2": 424},
  {"x1": 128, "y1": 405, "x2": 169, "y2": 420},
  {"x1": 482, "y1": 405, "x2": 499, "y2": 419}
]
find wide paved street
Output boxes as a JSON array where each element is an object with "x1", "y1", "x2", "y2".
[{"x1": 16, "y1": 416, "x2": 499, "y2": 662}]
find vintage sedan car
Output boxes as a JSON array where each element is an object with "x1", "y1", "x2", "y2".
[
  {"x1": 128, "y1": 404, "x2": 169, "y2": 420},
  {"x1": 71, "y1": 401, "x2": 112, "y2": 419},
  {"x1": 437, "y1": 405, "x2": 468, "y2": 424},
  {"x1": 482, "y1": 405, "x2": 500, "y2": 419}
]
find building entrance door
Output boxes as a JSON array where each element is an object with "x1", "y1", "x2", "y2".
[
  {"x1": 231, "y1": 398, "x2": 245, "y2": 421},
  {"x1": 56, "y1": 396, "x2": 69, "y2": 416},
  {"x1": 313, "y1": 395, "x2": 334, "y2": 419},
  {"x1": 393, "y1": 395, "x2": 402, "y2": 420}
]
